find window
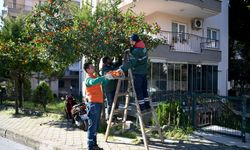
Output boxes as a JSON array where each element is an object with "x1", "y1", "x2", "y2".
[
  {"x1": 175, "y1": 64, "x2": 181, "y2": 92},
  {"x1": 12, "y1": 0, "x2": 16, "y2": 8},
  {"x1": 172, "y1": 22, "x2": 187, "y2": 43},
  {"x1": 71, "y1": 79, "x2": 78, "y2": 89},
  {"x1": 25, "y1": 0, "x2": 33, "y2": 11},
  {"x1": 70, "y1": 71, "x2": 79, "y2": 75},
  {"x1": 59, "y1": 80, "x2": 64, "y2": 88},
  {"x1": 167, "y1": 64, "x2": 174, "y2": 91},
  {"x1": 207, "y1": 28, "x2": 219, "y2": 48},
  {"x1": 181, "y1": 64, "x2": 188, "y2": 91},
  {"x1": 149, "y1": 62, "x2": 218, "y2": 101},
  {"x1": 207, "y1": 29, "x2": 218, "y2": 40}
]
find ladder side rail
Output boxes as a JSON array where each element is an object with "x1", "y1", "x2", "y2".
[
  {"x1": 128, "y1": 69, "x2": 149, "y2": 150},
  {"x1": 104, "y1": 79, "x2": 122, "y2": 141}
]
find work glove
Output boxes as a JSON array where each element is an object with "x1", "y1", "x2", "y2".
[
  {"x1": 104, "y1": 73, "x2": 114, "y2": 80},
  {"x1": 116, "y1": 68, "x2": 124, "y2": 76}
]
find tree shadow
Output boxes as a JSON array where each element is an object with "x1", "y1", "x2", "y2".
[
  {"x1": 106, "y1": 137, "x2": 247, "y2": 150},
  {"x1": 39, "y1": 119, "x2": 80, "y2": 131}
]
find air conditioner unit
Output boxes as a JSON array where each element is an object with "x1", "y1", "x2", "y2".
[{"x1": 192, "y1": 18, "x2": 203, "y2": 30}]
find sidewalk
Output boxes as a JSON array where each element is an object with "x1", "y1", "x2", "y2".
[{"x1": 0, "y1": 112, "x2": 247, "y2": 150}]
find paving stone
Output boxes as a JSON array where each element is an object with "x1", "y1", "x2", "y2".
[{"x1": 0, "y1": 114, "x2": 248, "y2": 150}]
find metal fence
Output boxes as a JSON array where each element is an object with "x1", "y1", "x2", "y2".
[
  {"x1": 150, "y1": 92, "x2": 249, "y2": 142},
  {"x1": 114, "y1": 79, "x2": 249, "y2": 142}
]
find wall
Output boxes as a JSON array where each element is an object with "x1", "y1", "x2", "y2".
[
  {"x1": 145, "y1": 1, "x2": 228, "y2": 96},
  {"x1": 30, "y1": 77, "x2": 59, "y2": 96},
  {"x1": 203, "y1": 0, "x2": 228, "y2": 96},
  {"x1": 145, "y1": 11, "x2": 204, "y2": 37}
]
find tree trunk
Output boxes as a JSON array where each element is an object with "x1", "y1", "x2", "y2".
[
  {"x1": 37, "y1": 72, "x2": 41, "y2": 85},
  {"x1": 14, "y1": 79, "x2": 19, "y2": 114},
  {"x1": 43, "y1": 103, "x2": 47, "y2": 112},
  {"x1": 94, "y1": 59, "x2": 101, "y2": 76},
  {"x1": 18, "y1": 76, "x2": 24, "y2": 108}
]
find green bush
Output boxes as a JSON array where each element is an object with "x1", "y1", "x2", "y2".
[
  {"x1": 153, "y1": 100, "x2": 181, "y2": 127},
  {"x1": 33, "y1": 81, "x2": 53, "y2": 111}
]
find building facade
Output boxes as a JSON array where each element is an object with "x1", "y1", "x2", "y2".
[
  {"x1": 80, "y1": 0, "x2": 228, "y2": 100},
  {"x1": 3, "y1": 0, "x2": 46, "y2": 18},
  {"x1": 117, "y1": 0, "x2": 228, "y2": 98}
]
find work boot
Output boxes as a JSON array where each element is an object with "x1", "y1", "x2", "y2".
[
  {"x1": 139, "y1": 103, "x2": 146, "y2": 113},
  {"x1": 93, "y1": 144, "x2": 103, "y2": 150},
  {"x1": 144, "y1": 101, "x2": 151, "y2": 111}
]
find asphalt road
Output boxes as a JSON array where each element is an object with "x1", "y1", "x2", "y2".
[{"x1": 0, "y1": 136, "x2": 33, "y2": 150}]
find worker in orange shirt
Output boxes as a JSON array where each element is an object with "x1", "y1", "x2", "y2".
[{"x1": 83, "y1": 62, "x2": 112, "y2": 150}]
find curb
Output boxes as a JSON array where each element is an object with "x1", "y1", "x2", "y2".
[{"x1": 0, "y1": 127, "x2": 71, "y2": 150}]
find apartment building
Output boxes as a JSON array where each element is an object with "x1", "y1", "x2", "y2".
[
  {"x1": 116, "y1": 0, "x2": 228, "y2": 99},
  {"x1": 80, "y1": 0, "x2": 228, "y2": 99},
  {"x1": 3, "y1": 0, "x2": 46, "y2": 18}
]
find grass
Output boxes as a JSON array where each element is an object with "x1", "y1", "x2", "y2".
[
  {"x1": 120, "y1": 131, "x2": 137, "y2": 139},
  {"x1": 109, "y1": 124, "x2": 138, "y2": 139},
  {"x1": 163, "y1": 126, "x2": 193, "y2": 140},
  {"x1": 23, "y1": 100, "x2": 65, "y2": 114},
  {"x1": 0, "y1": 107, "x2": 16, "y2": 115},
  {"x1": 147, "y1": 126, "x2": 193, "y2": 141},
  {"x1": 46, "y1": 101, "x2": 65, "y2": 114},
  {"x1": 2, "y1": 99, "x2": 65, "y2": 114},
  {"x1": 1, "y1": 99, "x2": 15, "y2": 105},
  {"x1": 0, "y1": 107, "x2": 64, "y2": 121},
  {"x1": 1, "y1": 99, "x2": 65, "y2": 121}
]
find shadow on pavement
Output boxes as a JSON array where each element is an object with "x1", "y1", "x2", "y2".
[
  {"x1": 107, "y1": 138, "x2": 247, "y2": 150},
  {"x1": 39, "y1": 120, "x2": 80, "y2": 131}
]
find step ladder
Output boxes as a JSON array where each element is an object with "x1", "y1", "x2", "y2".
[{"x1": 104, "y1": 55, "x2": 164, "y2": 150}]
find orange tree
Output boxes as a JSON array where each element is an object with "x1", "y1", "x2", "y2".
[
  {"x1": 0, "y1": 17, "x2": 49, "y2": 114},
  {"x1": 26, "y1": 0, "x2": 81, "y2": 72},
  {"x1": 28, "y1": 0, "x2": 164, "y2": 73},
  {"x1": 76, "y1": 1, "x2": 164, "y2": 72}
]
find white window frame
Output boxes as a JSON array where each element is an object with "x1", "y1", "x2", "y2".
[
  {"x1": 172, "y1": 22, "x2": 187, "y2": 33},
  {"x1": 172, "y1": 22, "x2": 187, "y2": 44},
  {"x1": 207, "y1": 28, "x2": 220, "y2": 49},
  {"x1": 207, "y1": 28, "x2": 219, "y2": 40}
]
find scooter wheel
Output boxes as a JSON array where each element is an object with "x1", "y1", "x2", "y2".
[{"x1": 79, "y1": 120, "x2": 88, "y2": 131}]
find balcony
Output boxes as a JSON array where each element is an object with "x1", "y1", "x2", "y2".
[
  {"x1": 119, "y1": 0, "x2": 221, "y2": 18},
  {"x1": 159, "y1": 31, "x2": 220, "y2": 53},
  {"x1": 6, "y1": 3, "x2": 33, "y2": 15},
  {"x1": 149, "y1": 31, "x2": 221, "y2": 63},
  {"x1": 9, "y1": 6, "x2": 33, "y2": 12}
]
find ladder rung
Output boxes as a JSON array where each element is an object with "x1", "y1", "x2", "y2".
[
  {"x1": 113, "y1": 109, "x2": 124, "y2": 115},
  {"x1": 145, "y1": 128, "x2": 158, "y2": 134},
  {"x1": 119, "y1": 106, "x2": 128, "y2": 110},
  {"x1": 119, "y1": 77, "x2": 129, "y2": 80},
  {"x1": 110, "y1": 121, "x2": 124, "y2": 127},
  {"x1": 117, "y1": 92, "x2": 129, "y2": 97},
  {"x1": 139, "y1": 110, "x2": 153, "y2": 116}
]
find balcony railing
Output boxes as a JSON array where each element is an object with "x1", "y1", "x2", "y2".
[
  {"x1": 7, "y1": 3, "x2": 33, "y2": 14},
  {"x1": 159, "y1": 31, "x2": 220, "y2": 53}
]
